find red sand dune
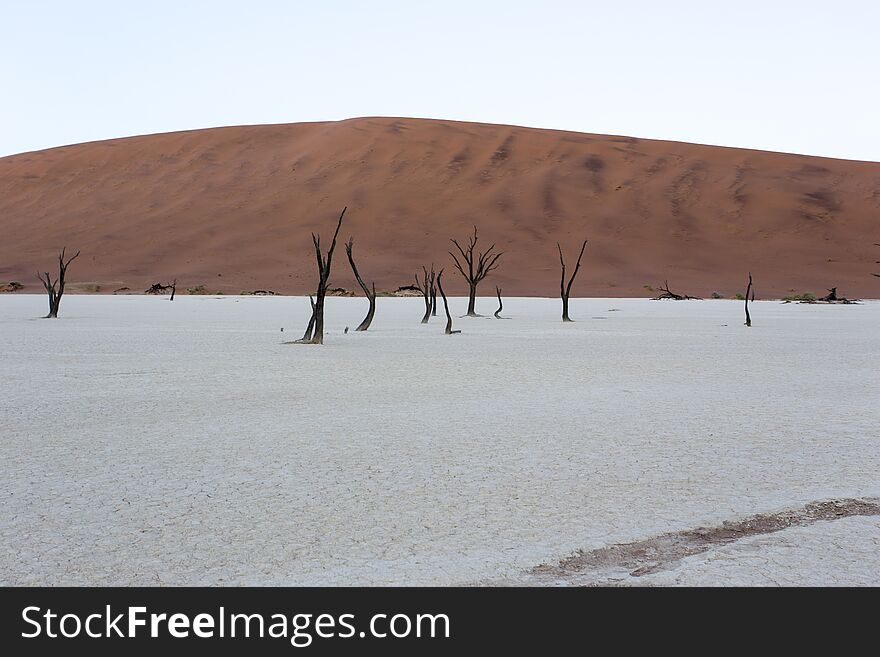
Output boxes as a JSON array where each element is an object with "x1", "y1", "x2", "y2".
[{"x1": 1, "y1": 117, "x2": 878, "y2": 298}]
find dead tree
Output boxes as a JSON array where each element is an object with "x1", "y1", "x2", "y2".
[
  {"x1": 431, "y1": 281, "x2": 437, "y2": 317},
  {"x1": 413, "y1": 265, "x2": 435, "y2": 323},
  {"x1": 449, "y1": 226, "x2": 503, "y2": 316},
  {"x1": 37, "y1": 247, "x2": 80, "y2": 318},
  {"x1": 295, "y1": 296, "x2": 317, "y2": 342},
  {"x1": 145, "y1": 282, "x2": 172, "y2": 294},
  {"x1": 744, "y1": 272, "x2": 753, "y2": 327},
  {"x1": 345, "y1": 238, "x2": 376, "y2": 331},
  {"x1": 436, "y1": 269, "x2": 460, "y2": 334},
  {"x1": 170, "y1": 278, "x2": 177, "y2": 301},
  {"x1": 652, "y1": 280, "x2": 702, "y2": 300},
  {"x1": 296, "y1": 207, "x2": 345, "y2": 345},
  {"x1": 557, "y1": 240, "x2": 587, "y2": 322},
  {"x1": 820, "y1": 287, "x2": 838, "y2": 302},
  {"x1": 494, "y1": 286, "x2": 504, "y2": 318},
  {"x1": 873, "y1": 243, "x2": 879, "y2": 278}
]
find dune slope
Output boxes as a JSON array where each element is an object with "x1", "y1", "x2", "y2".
[{"x1": 1, "y1": 117, "x2": 878, "y2": 297}]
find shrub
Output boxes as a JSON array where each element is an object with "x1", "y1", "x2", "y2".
[
  {"x1": 187, "y1": 285, "x2": 207, "y2": 295},
  {"x1": 711, "y1": 291, "x2": 722, "y2": 299},
  {"x1": 782, "y1": 292, "x2": 816, "y2": 302}
]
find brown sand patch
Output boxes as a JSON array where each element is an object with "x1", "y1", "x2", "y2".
[{"x1": 533, "y1": 498, "x2": 880, "y2": 581}]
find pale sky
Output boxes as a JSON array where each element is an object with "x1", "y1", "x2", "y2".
[{"x1": 2, "y1": 0, "x2": 878, "y2": 161}]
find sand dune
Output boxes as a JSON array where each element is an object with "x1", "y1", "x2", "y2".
[{"x1": 1, "y1": 117, "x2": 878, "y2": 297}]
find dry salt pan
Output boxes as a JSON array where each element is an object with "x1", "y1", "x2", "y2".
[{"x1": 1, "y1": 294, "x2": 878, "y2": 585}]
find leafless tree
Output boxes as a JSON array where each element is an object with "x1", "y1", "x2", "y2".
[
  {"x1": 170, "y1": 278, "x2": 177, "y2": 301},
  {"x1": 37, "y1": 247, "x2": 80, "y2": 318},
  {"x1": 345, "y1": 238, "x2": 376, "y2": 331},
  {"x1": 436, "y1": 269, "x2": 460, "y2": 334},
  {"x1": 295, "y1": 207, "x2": 346, "y2": 345},
  {"x1": 557, "y1": 240, "x2": 587, "y2": 322},
  {"x1": 744, "y1": 272, "x2": 753, "y2": 327},
  {"x1": 449, "y1": 226, "x2": 503, "y2": 316},
  {"x1": 145, "y1": 282, "x2": 172, "y2": 294},
  {"x1": 431, "y1": 281, "x2": 437, "y2": 317},
  {"x1": 413, "y1": 265, "x2": 435, "y2": 324},
  {"x1": 494, "y1": 286, "x2": 506, "y2": 319},
  {"x1": 652, "y1": 280, "x2": 702, "y2": 301}
]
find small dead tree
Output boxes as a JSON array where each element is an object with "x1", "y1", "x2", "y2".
[
  {"x1": 413, "y1": 265, "x2": 435, "y2": 323},
  {"x1": 145, "y1": 282, "x2": 172, "y2": 294},
  {"x1": 652, "y1": 280, "x2": 702, "y2": 300},
  {"x1": 37, "y1": 247, "x2": 80, "y2": 318},
  {"x1": 345, "y1": 238, "x2": 376, "y2": 331},
  {"x1": 872, "y1": 244, "x2": 879, "y2": 277},
  {"x1": 557, "y1": 240, "x2": 587, "y2": 322},
  {"x1": 295, "y1": 207, "x2": 345, "y2": 345},
  {"x1": 170, "y1": 278, "x2": 177, "y2": 301},
  {"x1": 820, "y1": 287, "x2": 838, "y2": 302},
  {"x1": 494, "y1": 286, "x2": 504, "y2": 318},
  {"x1": 449, "y1": 226, "x2": 503, "y2": 316},
  {"x1": 436, "y1": 269, "x2": 460, "y2": 334},
  {"x1": 744, "y1": 272, "x2": 753, "y2": 327}
]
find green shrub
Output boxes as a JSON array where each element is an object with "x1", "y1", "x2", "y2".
[
  {"x1": 711, "y1": 291, "x2": 722, "y2": 299},
  {"x1": 781, "y1": 292, "x2": 816, "y2": 302},
  {"x1": 187, "y1": 284, "x2": 207, "y2": 295}
]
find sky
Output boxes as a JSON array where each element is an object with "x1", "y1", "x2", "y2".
[{"x1": 1, "y1": 0, "x2": 878, "y2": 161}]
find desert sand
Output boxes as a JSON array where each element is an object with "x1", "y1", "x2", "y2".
[
  {"x1": 1, "y1": 117, "x2": 878, "y2": 298},
  {"x1": 1, "y1": 295, "x2": 878, "y2": 585}
]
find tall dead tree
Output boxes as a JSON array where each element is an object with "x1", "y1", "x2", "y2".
[
  {"x1": 345, "y1": 238, "x2": 376, "y2": 331},
  {"x1": 413, "y1": 265, "x2": 435, "y2": 323},
  {"x1": 296, "y1": 207, "x2": 345, "y2": 345},
  {"x1": 449, "y1": 226, "x2": 503, "y2": 316},
  {"x1": 37, "y1": 247, "x2": 80, "y2": 318},
  {"x1": 557, "y1": 240, "x2": 587, "y2": 322},
  {"x1": 431, "y1": 281, "x2": 437, "y2": 317},
  {"x1": 170, "y1": 278, "x2": 177, "y2": 301},
  {"x1": 744, "y1": 272, "x2": 753, "y2": 327},
  {"x1": 436, "y1": 269, "x2": 460, "y2": 334}
]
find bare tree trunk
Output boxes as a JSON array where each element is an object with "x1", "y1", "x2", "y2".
[
  {"x1": 744, "y1": 272, "x2": 753, "y2": 327},
  {"x1": 345, "y1": 238, "x2": 377, "y2": 331},
  {"x1": 295, "y1": 208, "x2": 345, "y2": 345},
  {"x1": 467, "y1": 283, "x2": 477, "y2": 316},
  {"x1": 436, "y1": 269, "x2": 460, "y2": 334},
  {"x1": 170, "y1": 278, "x2": 177, "y2": 301},
  {"x1": 414, "y1": 266, "x2": 435, "y2": 323},
  {"x1": 37, "y1": 247, "x2": 80, "y2": 318},
  {"x1": 299, "y1": 295, "x2": 316, "y2": 342},
  {"x1": 557, "y1": 240, "x2": 587, "y2": 322},
  {"x1": 494, "y1": 286, "x2": 504, "y2": 318},
  {"x1": 449, "y1": 226, "x2": 503, "y2": 317}
]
